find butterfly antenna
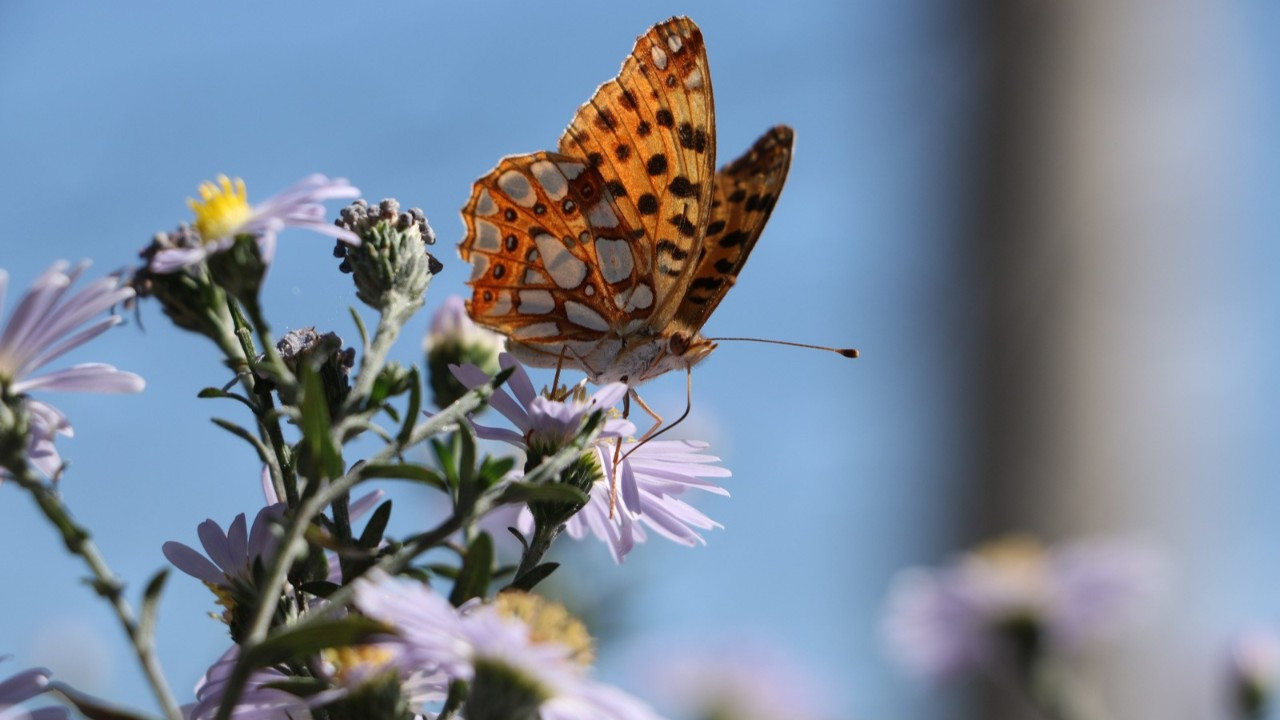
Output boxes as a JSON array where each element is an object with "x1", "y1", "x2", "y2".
[{"x1": 707, "y1": 337, "x2": 860, "y2": 358}]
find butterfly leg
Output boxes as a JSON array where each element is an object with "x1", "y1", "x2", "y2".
[
  {"x1": 607, "y1": 389, "x2": 663, "y2": 519},
  {"x1": 622, "y1": 367, "x2": 693, "y2": 461}
]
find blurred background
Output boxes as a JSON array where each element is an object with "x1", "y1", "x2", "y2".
[{"x1": 1, "y1": 2, "x2": 1278, "y2": 718}]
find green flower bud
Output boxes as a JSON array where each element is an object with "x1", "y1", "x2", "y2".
[{"x1": 334, "y1": 199, "x2": 441, "y2": 312}]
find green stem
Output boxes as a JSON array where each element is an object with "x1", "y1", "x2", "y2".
[
  {"x1": 508, "y1": 519, "x2": 562, "y2": 591},
  {"x1": 226, "y1": 297, "x2": 297, "y2": 507},
  {"x1": 342, "y1": 299, "x2": 415, "y2": 417},
  {"x1": 10, "y1": 467, "x2": 182, "y2": 720},
  {"x1": 213, "y1": 378, "x2": 499, "y2": 720}
]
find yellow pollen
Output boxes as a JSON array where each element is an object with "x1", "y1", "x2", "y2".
[
  {"x1": 972, "y1": 534, "x2": 1047, "y2": 569},
  {"x1": 321, "y1": 645, "x2": 395, "y2": 686},
  {"x1": 188, "y1": 175, "x2": 252, "y2": 241},
  {"x1": 497, "y1": 591, "x2": 595, "y2": 666},
  {"x1": 204, "y1": 581, "x2": 236, "y2": 624}
]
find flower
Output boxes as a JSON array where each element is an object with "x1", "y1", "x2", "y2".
[
  {"x1": 162, "y1": 504, "x2": 286, "y2": 595},
  {"x1": 423, "y1": 296, "x2": 503, "y2": 409},
  {"x1": 454, "y1": 354, "x2": 730, "y2": 562},
  {"x1": 164, "y1": 471, "x2": 386, "y2": 634},
  {"x1": 882, "y1": 535, "x2": 1163, "y2": 680},
  {"x1": 353, "y1": 571, "x2": 665, "y2": 720},
  {"x1": 0, "y1": 261, "x2": 145, "y2": 477},
  {"x1": 149, "y1": 174, "x2": 361, "y2": 273},
  {"x1": 1227, "y1": 629, "x2": 1280, "y2": 720},
  {"x1": 183, "y1": 646, "x2": 319, "y2": 720},
  {"x1": 0, "y1": 661, "x2": 67, "y2": 720},
  {"x1": 641, "y1": 640, "x2": 831, "y2": 720}
]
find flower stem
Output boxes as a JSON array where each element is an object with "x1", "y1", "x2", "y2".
[
  {"x1": 10, "y1": 466, "x2": 182, "y2": 720},
  {"x1": 213, "y1": 379, "x2": 500, "y2": 720},
  {"x1": 509, "y1": 519, "x2": 563, "y2": 591},
  {"x1": 342, "y1": 298, "x2": 414, "y2": 417},
  {"x1": 226, "y1": 297, "x2": 297, "y2": 507}
]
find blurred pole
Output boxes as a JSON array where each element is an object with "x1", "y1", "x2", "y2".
[{"x1": 963, "y1": 0, "x2": 1248, "y2": 718}]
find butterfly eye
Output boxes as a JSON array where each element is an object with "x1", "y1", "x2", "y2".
[{"x1": 668, "y1": 332, "x2": 691, "y2": 356}]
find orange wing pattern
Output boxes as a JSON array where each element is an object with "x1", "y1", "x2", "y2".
[
  {"x1": 557, "y1": 17, "x2": 716, "y2": 329},
  {"x1": 675, "y1": 125, "x2": 794, "y2": 331},
  {"x1": 459, "y1": 151, "x2": 655, "y2": 354}
]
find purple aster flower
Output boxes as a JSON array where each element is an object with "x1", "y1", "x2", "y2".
[
  {"x1": 150, "y1": 174, "x2": 361, "y2": 273},
  {"x1": 183, "y1": 646, "x2": 319, "y2": 720},
  {"x1": 0, "y1": 661, "x2": 67, "y2": 720},
  {"x1": 162, "y1": 503, "x2": 287, "y2": 619},
  {"x1": 353, "y1": 571, "x2": 666, "y2": 720},
  {"x1": 641, "y1": 640, "x2": 831, "y2": 720},
  {"x1": 455, "y1": 355, "x2": 730, "y2": 562},
  {"x1": 0, "y1": 262, "x2": 145, "y2": 477},
  {"x1": 424, "y1": 296, "x2": 503, "y2": 358},
  {"x1": 882, "y1": 535, "x2": 1163, "y2": 680},
  {"x1": 451, "y1": 353, "x2": 631, "y2": 454}
]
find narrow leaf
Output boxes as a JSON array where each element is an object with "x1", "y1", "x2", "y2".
[
  {"x1": 358, "y1": 500, "x2": 393, "y2": 549},
  {"x1": 449, "y1": 532, "x2": 494, "y2": 606}
]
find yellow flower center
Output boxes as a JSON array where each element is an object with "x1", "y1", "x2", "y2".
[
  {"x1": 972, "y1": 535, "x2": 1047, "y2": 569},
  {"x1": 496, "y1": 591, "x2": 595, "y2": 666},
  {"x1": 189, "y1": 175, "x2": 252, "y2": 241},
  {"x1": 321, "y1": 645, "x2": 395, "y2": 686}
]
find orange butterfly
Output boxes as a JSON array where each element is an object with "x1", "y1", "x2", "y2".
[{"x1": 460, "y1": 17, "x2": 796, "y2": 395}]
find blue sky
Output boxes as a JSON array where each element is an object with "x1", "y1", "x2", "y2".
[{"x1": 3, "y1": 2, "x2": 1278, "y2": 719}]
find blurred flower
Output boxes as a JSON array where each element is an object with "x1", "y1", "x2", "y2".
[
  {"x1": 149, "y1": 174, "x2": 361, "y2": 274},
  {"x1": 1228, "y1": 629, "x2": 1280, "y2": 720},
  {"x1": 456, "y1": 355, "x2": 730, "y2": 562},
  {"x1": 0, "y1": 661, "x2": 67, "y2": 720},
  {"x1": 0, "y1": 261, "x2": 145, "y2": 478},
  {"x1": 423, "y1": 296, "x2": 503, "y2": 409},
  {"x1": 353, "y1": 571, "x2": 665, "y2": 720},
  {"x1": 183, "y1": 645, "x2": 321, "y2": 720},
  {"x1": 882, "y1": 535, "x2": 1163, "y2": 680},
  {"x1": 642, "y1": 640, "x2": 830, "y2": 720}
]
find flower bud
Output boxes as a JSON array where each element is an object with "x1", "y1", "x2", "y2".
[
  {"x1": 133, "y1": 226, "x2": 237, "y2": 340},
  {"x1": 334, "y1": 199, "x2": 441, "y2": 312},
  {"x1": 425, "y1": 296, "x2": 503, "y2": 408},
  {"x1": 272, "y1": 327, "x2": 355, "y2": 416}
]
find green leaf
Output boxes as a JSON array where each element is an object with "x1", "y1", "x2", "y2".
[
  {"x1": 449, "y1": 532, "x2": 494, "y2": 606},
  {"x1": 49, "y1": 683, "x2": 153, "y2": 720},
  {"x1": 242, "y1": 616, "x2": 390, "y2": 669},
  {"x1": 360, "y1": 463, "x2": 448, "y2": 492},
  {"x1": 139, "y1": 569, "x2": 168, "y2": 644},
  {"x1": 506, "y1": 527, "x2": 529, "y2": 553},
  {"x1": 432, "y1": 436, "x2": 459, "y2": 491},
  {"x1": 511, "y1": 562, "x2": 559, "y2": 591},
  {"x1": 397, "y1": 366, "x2": 422, "y2": 445},
  {"x1": 427, "y1": 563, "x2": 460, "y2": 580},
  {"x1": 298, "y1": 580, "x2": 341, "y2": 598},
  {"x1": 298, "y1": 367, "x2": 342, "y2": 480},
  {"x1": 497, "y1": 482, "x2": 589, "y2": 506},
  {"x1": 478, "y1": 456, "x2": 517, "y2": 490},
  {"x1": 358, "y1": 500, "x2": 393, "y2": 549}
]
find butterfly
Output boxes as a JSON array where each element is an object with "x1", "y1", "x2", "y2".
[{"x1": 459, "y1": 16, "x2": 793, "y2": 391}]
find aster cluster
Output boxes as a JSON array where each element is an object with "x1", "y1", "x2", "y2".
[
  {"x1": 0, "y1": 173, "x2": 740, "y2": 720},
  {"x1": 4, "y1": 164, "x2": 1249, "y2": 720}
]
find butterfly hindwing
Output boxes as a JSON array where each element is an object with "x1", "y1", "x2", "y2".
[
  {"x1": 674, "y1": 125, "x2": 794, "y2": 331},
  {"x1": 557, "y1": 16, "x2": 717, "y2": 330}
]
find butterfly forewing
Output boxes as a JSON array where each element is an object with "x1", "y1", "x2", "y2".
[
  {"x1": 675, "y1": 125, "x2": 794, "y2": 331},
  {"x1": 460, "y1": 151, "x2": 656, "y2": 358},
  {"x1": 557, "y1": 16, "x2": 717, "y2": 329}
]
